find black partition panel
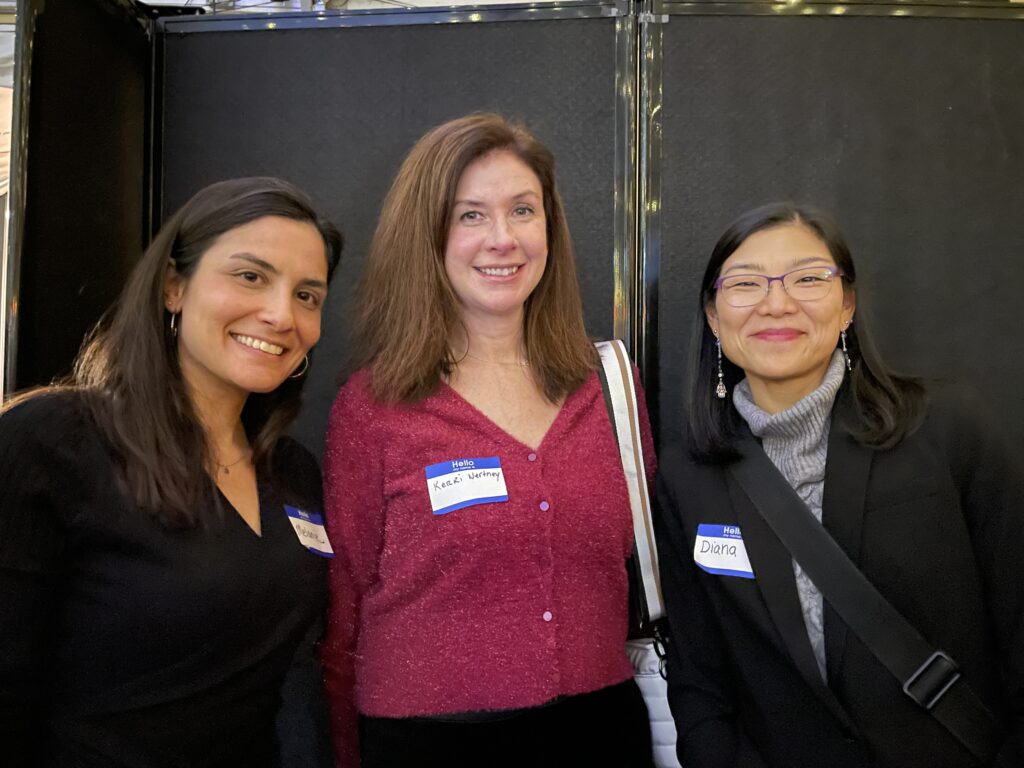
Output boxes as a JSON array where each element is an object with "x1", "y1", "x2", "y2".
[
  {"x1": 656, "y1": 13, "x2": 1024, "y2": 446},
  {"x1": 156, "y1": 12, "x2": 619, "y2": 456},
  {"x1": 12, "y1": 0, "x2": 148, "y2": 388}
]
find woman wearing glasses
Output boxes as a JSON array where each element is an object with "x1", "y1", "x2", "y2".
[{"x1": 655, "y1": 202, "x2": 1023, "y2": 767}]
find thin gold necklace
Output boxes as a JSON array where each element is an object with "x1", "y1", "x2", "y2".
[
  {"x1": 463, "y1": 351, "x2": 530, "y2": 367},
  {"x1": 215, "y1": 451, "x2": 252, "y2": 476}
]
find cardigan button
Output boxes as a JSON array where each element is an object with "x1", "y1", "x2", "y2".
[
  {"x1": 528, "y1": 452, "x2": 538, "y2": 462},
  {"x1": 539, "y1": 500, "x2": 550, "y2": 511},
  {"x1": 542, "y1": 611, "x2": 553, "y2": 622}
]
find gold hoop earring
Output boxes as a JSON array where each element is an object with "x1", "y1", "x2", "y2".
[{"x1": 289, "y1": 355, "x2": 310, "y2": 379}]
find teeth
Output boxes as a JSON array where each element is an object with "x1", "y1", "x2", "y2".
[
  {"x1": 232, "y1": 334, "x2": 284, "y2": 356},
  {"x1": 479, "y1": 266, "x2": 519, "y2": 277}
]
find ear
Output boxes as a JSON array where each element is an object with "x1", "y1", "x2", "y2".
[
  {"x1": 842, "y1": 286, "x2": 856, "y2": 327},
  {"x1": 163, "y1": 260, "x2": 185, "y2": 313},
  {"x1": 704, "y1": 303, "x2": 719, "y2": 336}
]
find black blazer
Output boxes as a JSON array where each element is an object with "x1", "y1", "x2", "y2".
[{"x1": 655, "y1": 386, "x2": 1024, "y2": 768}]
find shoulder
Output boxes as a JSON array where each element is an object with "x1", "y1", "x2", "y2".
[
  {"x1": 0, "y1": 390, "x2": 102, "y2": 528},
  {"x1": 917, "y1": 382, "x2": 1018, "y2": 465},
  {"x1": 0, "y1": 389, "x2": 97, "y2": 456},
  {"x1": 899, "y1": 381, "x2": 991, "y2": 448},
  {"x1": 655, "y1": 440, "x2": 721, "y2": 502},
  {"x1": 329, "y1": 368, "x2": 382, "y2": 426},
  {"x1": 272, "y1": 436, "x2": 322, "y2": 481},
  {"x1": 329, "y1": 367, "x2": 452, "y2": 428},
  {"x1": 270, "y1": 436, "x2": 324, "y2": 510},
  {"x1": 1, "y1": 388, "x2": 88, "y2": 429}
]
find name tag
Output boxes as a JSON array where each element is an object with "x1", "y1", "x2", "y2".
[
  {"x1": 285, "y1": 505, "x2": 335, "y2": 557},
  {"x1": 693, "y1": 523, "x2": 755, "y2": 579},
  {"x1": 425, "y1": 457, "x2": 509, "y2": 515}
]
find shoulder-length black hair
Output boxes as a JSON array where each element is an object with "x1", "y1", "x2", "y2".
[
  {"x1": 62, "y1": 177, "x2": 340, "y2": 527},
  {"x1": 686, "y1": 202, "x2": 925, "y2": 462}
]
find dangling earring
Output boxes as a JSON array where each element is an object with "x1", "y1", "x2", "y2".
[
  {"x1": 289, "y1": 355, "x2": 310, "y2": 379},
  {"x1": 169, "y1": 312, "x2": 179, "y2": 338},
  {"x1": 841, "y1": 322, "x2": 852, "y2": 372},
  {"x1": 714, "y1": 335, "x2": 727, "y2": 400}
]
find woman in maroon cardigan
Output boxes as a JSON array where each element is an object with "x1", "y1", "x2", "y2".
[{"x1": 320, "y1": 114, "x2": 656, "y2": 767}]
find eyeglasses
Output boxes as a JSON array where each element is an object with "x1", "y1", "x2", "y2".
[{"x1": 713, "y1": 265, "x2": 844, "y2": 308}]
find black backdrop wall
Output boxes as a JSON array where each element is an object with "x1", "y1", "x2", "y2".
[
  {"x1": 7, "y1": 0, "x2": 1024, "y2": 451},
  {"x1": 5, "y1": 2, "x2": 1023, "y2": 765},
  {"x1": 9, "y1": 0, "x2": 148, "y2": 389},
  {"x1": 156, "y1": 10, "x2": 620, "y2": 457},
  {"x1": 656, "y1": 10, "x2": 1024, "y2": 446}
]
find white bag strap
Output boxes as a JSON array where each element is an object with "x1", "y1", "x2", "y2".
[{"x1": 595, "y1": 340, "x2": 664, "y2": 622}]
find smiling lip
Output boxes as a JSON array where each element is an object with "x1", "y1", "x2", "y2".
[
  {"x1": 475, "y1": 265, "x2": 521, "y2": 279},
  {"x1": 752, "y1": 328, "x2": 802, "y2": 342},
  {"x1": 231, "y1": 333, "x2": 285, "y2": 356}
]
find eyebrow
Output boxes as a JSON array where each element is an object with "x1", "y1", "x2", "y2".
[
  {"x1": 229, "y1": 252, "x2": 328, "y2": 289},
  {"x1": 453, "y1": 190, "x2": 541, "y2": 207},
  {"x1": 722, "y1": 256, "x2": 832, "y2": 274}
]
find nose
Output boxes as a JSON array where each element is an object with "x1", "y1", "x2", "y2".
[
  {"x1": 258, "y1": 288, "x2": 296, "y2": 331},
  {"x1": 759, "y1": 277, "x2": 797, "y2": 313},
  {"x1": 487, "y1": 217, "x2": 516, "y2": 252}
]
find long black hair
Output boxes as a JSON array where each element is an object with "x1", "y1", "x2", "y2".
[
  {"x1": 64, "y1": 177, "x2": 341, "y2": 526},
  {"x1": 686, "y1": 202, "x2": 925, "y2": 462}
]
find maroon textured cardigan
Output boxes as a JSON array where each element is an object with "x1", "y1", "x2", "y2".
[{"x1": 320, "y1": 368, "x2": 656, "y2": 764}]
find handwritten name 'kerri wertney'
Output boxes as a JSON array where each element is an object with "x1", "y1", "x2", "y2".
[{"x1": 466, "y1": 470, "x2": 501, "y2": 483}]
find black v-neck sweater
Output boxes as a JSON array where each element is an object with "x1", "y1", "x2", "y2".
[{"x1": 0, "y1": 393, "x2": 328, "y2": 767}]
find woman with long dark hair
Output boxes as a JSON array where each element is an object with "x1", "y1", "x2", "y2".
[
  {"x1": 320, "y1": 114, "x2": 656, "y2": 767},
  {"x1": 656, "y1": 202, "x2": 1023, "y2": 767},
  {"x1": 0, "y1": 177, "x2": 342, "y2": 766}
]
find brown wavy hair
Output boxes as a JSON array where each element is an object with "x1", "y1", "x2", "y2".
[
  {"x1": 4, "y1": 177, "x2": 342, "y2": 527},
  {"x1": 352, "y1": 113, "x2": 596, "y2": 403}
]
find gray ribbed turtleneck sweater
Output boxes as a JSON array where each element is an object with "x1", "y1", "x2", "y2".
[{"x1": 732, "y1": 350, "x2": 846, "y2": 681}]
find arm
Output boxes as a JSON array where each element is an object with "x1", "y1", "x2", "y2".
[
  {"x1": 0, "y1": 397, "x2": 73, "y2": 758},
  {"x1": 941, "y1": 391, "x2": 1024, "y2": 765},
  {"x1": 319, "y1": 377, "x2": 387, "y2": 767},
  {"x1": 654, "y1": 445, "x2": 769, "y2": 768}
]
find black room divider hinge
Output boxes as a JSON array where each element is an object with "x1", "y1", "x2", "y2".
[
  {"x1": 607, "y1": 0, "x2": 669, "y2": 21},
  {"x1": 135, "y1": 2, "x2": 205, "y2": 19},
  {"x1": 635, "y1": 0, "x2": 670, "y2": 23},
  {"x1": 604, "y1": 0, "x2": 634, "y2": 17}
]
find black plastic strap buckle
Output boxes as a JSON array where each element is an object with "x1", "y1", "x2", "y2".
[
  {"x1": 902, "y1": 650, "x2": 961, "y2": 710},
  {"x1": 652, "y1": 620, "x2": 669, "y2": 680}
]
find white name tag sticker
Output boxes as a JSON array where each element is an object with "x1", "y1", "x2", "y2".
[
  {"x1": 694, "y1": 523, "x2": 755, "y2": 579},
  {"x1": 284, "y1": 505, "x2": 335, "y2": 558},
  {"x1": 425, "y1": 457, "x2": 509, "y2": 515}
]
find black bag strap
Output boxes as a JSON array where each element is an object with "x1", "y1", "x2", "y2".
[{"x1": 728, "y1": 442, "x2": 1001, "y2": 763}]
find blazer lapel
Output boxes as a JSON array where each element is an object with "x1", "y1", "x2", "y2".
[
  {"x1": 821, "y1": 387, "x2": 873, "y2": 684},
  {"x1": 728, "y1": 431, "x2": 858, "y2": 732}
]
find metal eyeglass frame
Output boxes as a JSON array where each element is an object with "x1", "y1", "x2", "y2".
[{"x1": 713, "y1": 265, "x2": 845, "y2": 307}]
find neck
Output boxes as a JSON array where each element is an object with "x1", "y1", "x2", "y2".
[
  {"x1": 186, "y1": 382, "x2": 250, "y2": 463},
  {"x1": 745, "y1": 366, "x2": 830, "y2": 415},
  {"x1": 452, "y1": 312, "x2": 526, "y2": 364}
]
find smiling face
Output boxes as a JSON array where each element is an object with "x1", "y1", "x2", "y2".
[
  {"x1": 164, "y1": 215, "x2": 329, "y2": 410},
  {"x1": 443, "y1": 149, "x2": 548, "y2": 330},
  {"x1": 706, "y1": 222, "x2": 855, "y2": 411}
]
